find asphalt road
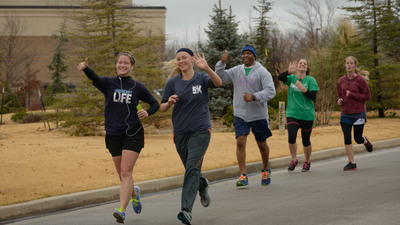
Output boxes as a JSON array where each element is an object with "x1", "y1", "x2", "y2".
[{"x1": 5, "y1": 146, "x2": 400, "y2": 225}]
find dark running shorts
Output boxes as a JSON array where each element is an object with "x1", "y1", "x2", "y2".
[
  {"x1": 233, "y1": 116, "x2": 272, "y2": 142},
  {"x1": 105, "y1": 124, "x2": 144, "y2": 157}
]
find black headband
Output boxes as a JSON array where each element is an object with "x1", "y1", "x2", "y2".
[
  {"x1": 176, "y1": 48, "x2": 194, "y2": 56},
  {"x1": 121, "y1": 52, "x2": 135, "y2": 65}
]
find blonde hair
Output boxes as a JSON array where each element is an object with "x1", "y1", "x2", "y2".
[
  {"x1": 163, "y1": 59, "x2": 181, "y2": 80},
  {"x1": 345, "y1": 56, "x2": 360, "y2": 74}
]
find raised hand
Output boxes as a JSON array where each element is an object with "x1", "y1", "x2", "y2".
[
  {"x1": 288, "y1": 61, "x2": 297, "y2": 74},
  {"x1": 193, "y1": 53, "x2": 209, "y2": 70},
  {"x1": 78, "y1": 58, "x2": 88, "y2": 71},
  {"x1": 221, "y1": 50, "x2": 228, "y2": 63}
]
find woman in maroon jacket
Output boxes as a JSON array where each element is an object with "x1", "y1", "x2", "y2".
[{"x1": 337, "y1": 56, "x2": 373, "y2": 171}]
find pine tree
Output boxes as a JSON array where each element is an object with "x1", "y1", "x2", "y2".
[
  {"x1": 71, "y1": 0, "x2": 164, "y2": 89},
  {"x1": 342, "y1": 0, "x2": 400, "y2": 117},
  {"x1": 252, "y1": 0, "x2": 273, "y2": 67},
  {"x1": 50, "y1": 0, "x2": 164, "y2": 135},
  {"x1": 47, "y1": 21, "x2": 68, "y2": 99},
  {"x1": 199, "y1": 0, "x2": 245, "y2": 68},
  {"x1": 198, "y1": 0, "x2": 246, "y2": 117}
]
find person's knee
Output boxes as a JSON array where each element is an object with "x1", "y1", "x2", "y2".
[
  {"x1": 288, "y1": 133, "x2": 296, "y2": 144},
  {"x1": 120, "y1": 169, "x2": 132, "y2": 180},
  {"x1": 354, "y1": 136, "x2": 364, "y2": 144},
  {"x1": 302, "y1": 140, "x2": 311, "y2": 147},
  {"x1": 185, "y1": 166, "x2": 200, "y2": 178},
  {"x1": 236, "y1": 137, "x2": 247, "y2": 149}
]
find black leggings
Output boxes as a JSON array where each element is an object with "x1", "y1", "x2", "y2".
[
  {"x1": 286, "y1": 117, "x2": 314, "y2": 147},
  {"x1": 340, "y1": 123, "x2": 365, "y2": 145}
]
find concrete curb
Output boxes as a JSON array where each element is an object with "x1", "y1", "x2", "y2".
[{"x1": 1, "y1": 138, "x2": 399, "y2": 222}]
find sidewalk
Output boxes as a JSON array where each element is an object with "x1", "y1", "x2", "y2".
[{"x1": 1, "y1": 138, "x2": 400, "y2": 222}]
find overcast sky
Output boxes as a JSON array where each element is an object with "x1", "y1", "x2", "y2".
[{"x1": 132, "y1": 0, "x2": 354, "y2": 45}]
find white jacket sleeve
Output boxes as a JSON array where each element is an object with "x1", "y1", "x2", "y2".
[
  {"x1": 254, "y1": 69, "x2": 276, "y2": 103},
  {"x1": 215, "y1": 61, "x2": 234, "y2": 84}
]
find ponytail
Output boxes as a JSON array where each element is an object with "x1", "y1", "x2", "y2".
[{"x1": 163, "y1": 59, "x2": 181, "y2": 80}]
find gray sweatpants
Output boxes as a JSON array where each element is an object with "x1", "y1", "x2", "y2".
[{"x1": 174, "y1": 129, "x2": 210, "y2": 212}]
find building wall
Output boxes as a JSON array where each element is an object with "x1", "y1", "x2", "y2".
[{"x1": 0, "y1": 0, "x2": 166, "y2": 85}]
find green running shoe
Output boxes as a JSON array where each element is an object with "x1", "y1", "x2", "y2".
[{"x1": 236, "y1": 174, "x2": 249, "y2": 186}]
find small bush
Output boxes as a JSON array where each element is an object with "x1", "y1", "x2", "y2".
[
  {"x1": 11, "y1": 108, "x2": 27, "y2": 123},
  {"x1": 222, "y1": 105, "x2": 234, "y2": 127},
  {"x1": 21, "y1": 113, "x2": 42, "y2": 123}
]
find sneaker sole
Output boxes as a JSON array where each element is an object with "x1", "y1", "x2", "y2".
[
  {"x1": 113, "y1": 212, "x2": 124, "y2": 223},
  {"x1": 261, "y1": 180, "x2": 271, "y2": 186},
  {"x1": 236, "y1": 182, "x2": 249, "y2": 187},
  {"x1": 177, "y1": 212, "x2": 191, "y2": 225},
  {"x1": 343, "y1": 168, "x2": 357, "y2": 171}
]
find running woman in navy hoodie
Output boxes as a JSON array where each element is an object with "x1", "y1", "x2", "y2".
[{"x1": 78, "y1": 52, "x2": 159, "y2": 223}]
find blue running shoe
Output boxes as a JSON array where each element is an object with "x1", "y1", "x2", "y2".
[
  {"x1": 130, "y1": 186, "x2": 142, "y2": 214},
  {"x1": 113, "y1": 208, "x2": 125, "y2": 224},
  {"x1": 261, "y1": 166, "x2": 271, "y2": 186},
  {"x1": 177, "y1": 210, "x2": 192, "y2": 225},
  {"x1": 236, "y1": 174, "x2": 249, "y2": 187}
]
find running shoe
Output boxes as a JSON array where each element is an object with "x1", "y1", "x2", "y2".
[
  {"x1": 130, "y1": 186, "x2": 142, "y2": 214},
  {"x1": 261, "y1": 166, "x2": 271, "y2": 186},
  {"x1": 363, "y1": 136, "x2": 373, "y2": 152},
  {"x1": 113, "y1": 207, "x2": 125, "y2": 224},
  {"x1": 302, "y1": 162, "x2": 311, "y2": 172},
  {"x1": 343, "y1": 162, "x2": 357, "y2": 171},
  {"x1": 288, "y1": 159, "x2": 298, "y2": 172},
  {"x1": 177, "y1": 210, "x2": 192, "y2": 225},
  {"x1": 199, "y1": 178, "x2": 211, "y2": 207},
  {"x1": 236, "y1": 174, "x2": 249, "y2": 186}
]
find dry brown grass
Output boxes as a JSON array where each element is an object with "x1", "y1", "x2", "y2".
[{"x1": 0, "y1": 112, "x2": 399, "y2": 206}]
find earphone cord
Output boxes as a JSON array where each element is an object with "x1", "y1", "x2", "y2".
[
  {"x1": 125, "y1": 104, "x2": 143, "y2": 137},
  {"x1": 119, "y1": 76, "x2": 142, "y2": 137}
]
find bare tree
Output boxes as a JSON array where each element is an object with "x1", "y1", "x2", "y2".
[
  {"x1": 0, "y1": 15, "x2": 31, "y2": 86},
  {"x1": 289, "y1": 0, "x2": 337, "y2": 49},
  {"x1": 15, "y1": 60, "x2": 41, "y2": 108}
]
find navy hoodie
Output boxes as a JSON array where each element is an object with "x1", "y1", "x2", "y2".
[{"x1": 83, "y1": 67, "x2": 159, "y2": 135}]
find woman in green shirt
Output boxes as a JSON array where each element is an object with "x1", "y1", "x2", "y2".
[{"x1": 278, "y1": 59, "x2": 319, "y2": 172}]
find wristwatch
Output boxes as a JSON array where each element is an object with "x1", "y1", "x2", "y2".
[{"x1": 252, "y1": 95, "x2": 256, "y2": 101}]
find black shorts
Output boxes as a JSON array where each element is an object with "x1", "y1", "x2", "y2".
[{"x1": 105, "y1": 125, "x2": 144, "y2": 157}]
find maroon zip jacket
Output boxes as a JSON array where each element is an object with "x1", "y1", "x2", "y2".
[{"x1": 337, "y1": 74, "x2": 370, "y2": 114}]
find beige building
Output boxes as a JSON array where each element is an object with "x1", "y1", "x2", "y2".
[{"x1": 0, "y1": 0, "x2": 166, "y2": 86}]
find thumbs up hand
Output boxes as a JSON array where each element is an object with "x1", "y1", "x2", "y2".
[{"x1": 78, "y1": 58, "x2": 88, "y2": 71}]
